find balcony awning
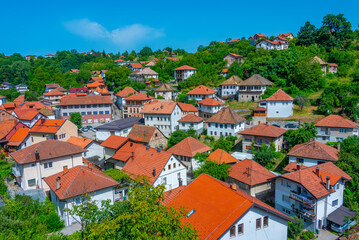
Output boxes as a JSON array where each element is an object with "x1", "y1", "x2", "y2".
[{"x1": 327, "y1": 206, "x2": 356, "y2": 226}]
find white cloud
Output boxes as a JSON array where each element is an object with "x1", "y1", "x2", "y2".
[{"x1": 64, "y1": 19, "x2": 164, "y2": 47}]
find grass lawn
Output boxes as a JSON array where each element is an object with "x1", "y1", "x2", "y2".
[{"x1": 226, "y1": 101, "x2": 258, "y2": 110}]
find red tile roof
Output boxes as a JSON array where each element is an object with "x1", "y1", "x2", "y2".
[
  {"x1": 198, "y1": 97, "x2": 224, "y2": 106},
  {"x1": 166, "y1": 174, "x2": 293, "y2": 240},
  {"x1": 186, "y1": 85, "x2": 215, "y2": 95},
  {"x1": 228, "y1": 38, "x2": 240, "y2": 43},
  {"x1": 129, "y1": 63, "x2": 143, "y2": 69},
  {"x1": 58, "y1": 95, "x2": 112, "y2": 106},
  {"x1": 207, "y1": 149, "x2": 238, "y2": 164},
  {"x1": 177, "y1": 102, "x2": 198, "y2": 112},
  {"x1": 280, "y1": 162, "x2": 352, "y2": 199},
  {"x1": 44, "y1": 165, "x2": 118, "y2": 200},
  {"x1": 229, "y1": 159, "x2": 276, "y2": 186},
  {"x1": 86, "y1": 81, "x2": 105, "y2": 88},
  {"x1": 315, "y1": 115, "x2": 358, "y2": 129},
  {"x1": 264, "y1": 89, "x2": 293, "y2": 101},
  {"x1": 240, "y1": 123, "x2": 286, "y2": 138},
  {"x1": 222, "y1": 69, "x2": 229, "y2": 73},
  {"x1": 206, "y1": 108, "x2": 246, "y2": 125},
  {"x1": 13, "y1": 108, "x2": 39, "y2": 121},
  {"x1": 162, "y1": 186, "x2": 187, "y2": 205},
  {"x1": 329, "y1": 63, "x2": 338, "y2": 67},
  {"x1": 227, "y1": 53, "x2": 243, "y2": 58},
  {"x1": 258, "y1": 39, "x2": 288, "y2": 46},
  {"x1": 112, "y1": 141, "x2": 142, "y2": 162},
  {"x1": 115, "y1": 87, "x2": 138, "y2": 98},
  {"x1": 0, "y1": 120, "x2": 19, "y2": 140},
  {"x1": 124, "y1": 92, "x2": 154, "y2": 101},
  {"x1": 44, "y1": 89, "x2": 66, "y2": 96},
  {"x1": 13, "y1": 95, "x2": 25, "y2": 103},
  {"x1": 67, "y1": 136, "x2": 93, "y2": 149},
  {"x1": 174, "y1": 65, "x2": 197, "y2": 71},
  {"x1": 7, "y1": 128, "x2": 29, "y2": 147},
  {"x1": 141, "y1": 101, "x2": 177, "y2": 114},
  {"x1": 29, "y1": 119, "x2": 65, "y2": 134},
  {"x1": 10, "y1": 140, "x2": 86, "y2": 164},
  {"x1": 178, "y1": 114, "x2": 203, "y2": 123},
  {"x1": 100, "y1": 135, "x2": 128, "y2": 149},
  {"x1": 168, "y1": 137, "x2": 212, "y2": 158},
  {"x1": 127, "y1": 124, "x2": 156, "y2": 144},
  {"x1": 283, "y1": 162, "x2": 308, "y2": 173},
  {"x1": 288, "y1": 140, "x2": 338, "y2": 162}
]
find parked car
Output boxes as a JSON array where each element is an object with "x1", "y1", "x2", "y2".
[
  {"x1": 285, "y1": 123, "x2": 298, "y2": 129},
  {"x1": 272, "y1": 124, "x2": 280, "y2": 128},
  {"x1": 331, "y1": 220, "x2": 357, "y2": 233},
  {"x1": 82, "y1": 127, "x2": 89, "y2": 132}
]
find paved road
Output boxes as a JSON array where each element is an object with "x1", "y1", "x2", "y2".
[{"x1": 316, "y1": 230, "x2": 338, "y2": 240}]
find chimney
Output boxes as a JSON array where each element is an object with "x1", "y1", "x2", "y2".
[
  {"x1": 157, "y1": 148, "x2": 161, "y2": 153},
  {"x1": 230, "y1": 183, "x2": 237, "y2": 190},
  {"x1": 316, "y1": 167, "x2": 320, "y2": 176},
  {"x1": 265, "y1": 122, "x2": 268, "y2": 125},
  {"x1": 296, "y1": 163, "x2": 301, "y2": 171},
  {"x1": 63, "y1": 166, "x2": 68, "y2": 173},
  {"x1": 56, "y1": 177, "x2": 61, "y2": 190},
  {"x1": 152, "y1": 168, "x2": 156, "y2": 177},
  {"x1": 88, "y1": 162, "x2": 93, "y2": 168},
  {"x1": 258, "y1": 121, "x2": 261, "y2": 124},
  {"x1": 246, "y1": 167, "x2": 250, "y2": 176},
  {"x1": 130, "y1": 142, "x2": 133, "y2": 147},
  {"x1": 41, "y1": 118, "x2": 45, "y2": 124},
  {"x1": 161, "y1": 104, "x2": 163, "y2": 109},
  {"x1": 146, "y1": 145, "x2": 150, "y2": 150},
  {"x1": 326, "y1": 176, "x2": 331, "y2": 190},
  {"x1": 35, "y1": 151, "x2": 40, "y2": 161}
]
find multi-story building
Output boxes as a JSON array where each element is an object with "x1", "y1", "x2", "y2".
[
  {"x1": 220, "y1": 75, "x2": 243, "y2": 99},
  {"x1": 315, "y1": 115, "x2": 359, "y2": 143},
  {"x1": 177, "y1": 102, "x2": 199, "y2": 117},
  {"x1": 15, "y1": 84, "x2": 28, "y2": 94},
  {"x1": 127, "y1": 63, "x2": 144, "y2": 72},
  {"x1": 154, "y1": 83, "x2": 176, "y2": 100},
  {"x1": 123, "y1": 93, "x2": 154, "y2": 118},
  {"x1": 6, "y1": 128, "x2": 31, "y2": 152},
  {"x1": 238, "y1": 74, "x2": 273, "y2": 102},
  {"x1": 115, "y1": 87, "x2": 138, "y2": 109},
  {"x1": 58, "y1": 95, "x2": 113, "y2": 124},
  {"x1": 223, "y1": 53, "x2": 244, "y2": 67},
  {"x1": 256, "y1": 39, "x2": 289, "y2": 50},
  {"x1": 129, "y1": 68, "x2": 159, "y2": 82},
  {"x1": 43, "y1": 89, "x2": 66, "y2": 105},
  {"x1": 178, "y1": 114, "x2": 204, "y2": 134},
  {"x1": 95, "y1": 117, "x2": 143, "y2": 141},
  {"x1": 278, "y1": 32, "x2": 294, "y2": 40},
  {"x1": 258, "y1": 89, "x2": 293, "y2": 118},
  {"x1": 12, "y1": 108, "x2": 46, "y2": 128},
  {"x1": 174, "y1": 65, "x2": 197, "y2": 82},
  {"x1": 240, "y1": 123, "x2": 286, "y2": 153},
  {"x1": 186, "y1": 85, "x2": 215, "y2": 101},
  {"x1": 198, "y1": 97, "x2": 224, "y2": 119},
  {"x1": 45, "y1": 83, "x2": 61, "y2": 93}
]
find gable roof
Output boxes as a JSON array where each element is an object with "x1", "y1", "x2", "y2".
[
  {"x1": 206, "y1": 108, "x2": 246, "y2": 125},
  {"x1": 38, "y1": 106, "x2": 54, "y2": 116},
  {"x1": 288, "y1": 140, "x2": 338, "y2": 162},
  {"x1": 177, "y1": 102, "x2": 198, "y2": 112},
  {"x1": 168, "y1": 137, "x2": 212, "y2": 158},
  {"x1": 95, "y1": 117, "x2": 143, "y2": 131},
  {"x1": 264, "y1": 89, "x2": 293, "y2": 101},
  {"x1": 166, "y1": 174, "x2": 293, "y2": 240},
  {"x1": 238, "y1": 74, "x2": 273, "y2": 86},
  {"x1": 283, "y1": 162, "x2": 308, "y2": 173},
  {"x1": 228, "y1": 38, "x2": 240, "y2": 43},
  {"x1": 67, "y1": 136, "x2": 93, "y2": 149},
  {"x1": 178, "y1": 114, "x2": 203, "y2": 123},
  {"x1": 221, "y1": 75, "x2": 243, "y2": 86},
  {"x1": 198, "y1": 97, "x2": 224, "y2": 106},
  {"x1": 229, "y1": 159, "x2": 275, "y2": 186},
  {"x1": 130, "y1": 68, "x2": 158, "y2": 75},
  {"x1": 115, "y1": 87, "x2": 138, "y2": 98},
  {"x1": 7, "y1": 128, "x2": 30, "y2": 147},
  {"x1": 13, "y1": 108, "x2": 39, "y2": 121},
  {"x1": 44, "y1": 89, "x2": 66, "y2": 96},
  {"x1": 240, "y1": 123, "x2": 286, "y2": 138},
  {"x1": 155, "y1": 83, "x2": 176, "y2": 92},
  {"x1": 279, "y1": 162, "x2": 352, "y2": 199},
  {"x1": 257, "y1": 39, "x2": 288, "y2": 46},
  {"x1": 58, "y1": 95, "x2": 112, "y2": 106},
  {"x1": 174, "y1": 65, "x2": 197, "y2": 71},
  {"x1": 45, "y1": 83, "x2": 60, "y2": 89},
  {"x1": 13, "y1": 95, "x2": 25, "y2": 103},
  {"x1": 100, "y1": 135, "x2": 128, "y2": 150},
  {"x1": 141, "y1": 101, "x2": 177, "y2": 114},
  {"x1": 207, "y1": 149, "x2": 238, "y2": 164},
  {"x1": 226, "y1": 53, "x2": 243, "y2": 58},
  {"x1": 112, "y1": 141, "x2": 142, "y2": 162},
  {"x1": 314, "y1": 56, "x2": 327, "y2": 65},
  {"x1": 29, "y1": 119, "x2": 65, "y2": 134},
  {"x1": 315, "y1": 115, "x2": 358, "y2": 129},
  {"x1": 124, "y1": 92, "x2": 154, "y2": 101},
  {"x1": 129, "y1": 63, "x2": 143, "y2": 69},
  {"x1": 127, "y1": 124, "x2": 162, "y2": 144},
  {"x1": 10, "y1": 140, "x2": 86, "y2": 164},
  {"x1": 186, "y1": 85, "x2": 215, "y2": 95},
  {"x1": 44, "y1": 165, "x2": 118, "y2": 200},
  {"x1": 0, "y1": 120, "x2": 19, "y2": 140}
]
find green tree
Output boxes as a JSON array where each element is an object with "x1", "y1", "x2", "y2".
[
  {"x1": 213, "y1": 135, "x2": 237, "y2": 152},
  {"x1": 296, "y1": 21, "x2": 317, "y2": 46},
  {"x1": 290, "y1": 56, "x2": 323, "y2": 91},
  {"x1": 294, "y1": 94, "x2": 308, "y2": 112},
  {"x1": 253, "y1": 144, "x2": 274, "y2": 167},
  {"x1": 139, "y1": 47, "x2": 153, "y2": 57},
  {"x1": 193, "y1": 153, "x2": 231, "y2": 181},
  {"x1": 167, "y1": 130, "x2": 188, "y2": 148},
  {"x1": 288, "y1": 216, "x2": 304, "y2": 239},
  {"x1": 70, "y1": 112, "x2": 82, "y2": 129},
  {"x1": 284, "y1": 122, "x2": 317, "y2": 149}
]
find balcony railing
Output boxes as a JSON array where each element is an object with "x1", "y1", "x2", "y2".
[
  {"x1": 289, "y1": 191, "x2": 316, "y2": 207},
  {"x1": 12, "y1": 167, "x2": 21, "y2": 177},
  {"x1": 292, "y1": 206, "x2": 316, "y2": 222}
]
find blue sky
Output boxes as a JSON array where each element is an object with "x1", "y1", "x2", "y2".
[{"x1": 1, "y1": 0, "x2": 358, "y2": 56}]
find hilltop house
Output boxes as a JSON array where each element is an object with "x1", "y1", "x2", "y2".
[
  {"x1": 154, "y1": 83, "x2": 176, "y2": 100},
  {"x1": 198, "y1": 97, "x2": 224, "y2": 119},
  {"x1": 127, "y1": 124, "x2": 168, "y2": 148},
  {"x1": 250, "y1": 33, "x2": 267, "y2": 40},
  {"x1": 129, "y1": 68, "x2": 159, "y2": 82},
  {"x1": 240, "y1": 123, "x2": 287, "y2": 152},
  {"x1": 178, "y1": 114, "x2": 204, "y2": 134},
  {"x1": 174, "y1": 65, "x2": 197, "y2": 82},
  {"x1": 223, "y1": 53, "x2": 244, "y2": 67},
  {"x1": 256, "y1": 39, "x2": 289, "y2": 50},
  {"x1": 15, "y1": 84, "x2": 29, "y2": 94},
  {"x1": 115, "y1": 87, "x2": 138, "y2": 109},
  {"x1": 314, "y1": 56, "x2": 338, "y2": 75},
  {"x1": 43, "y1": 89, "x2": 66, "y2": 105},
  {"x1": 95, "y1": 117, "x2": 143, "y2": 141},
  {"x1": 258, "y1": 89, "x2": 293, "y2": 118},
  {"x1": 45, "y1": 83, "x2": 61, "y2": 93},
  {"x1": 206, "y1": 108, "x2": 246, "y2": 137},
  {"x1": 123, "y1": 93, "x2": 154, "y2": 118},
  {"x1": 278, "y1": 33, "x2": 294, "y2": 40},
  {"x1": 186, "y1": 85, "x2": 215, "y2": 101},
  {"x1": 0, "y1": 120, "x2": 28, "y2": 149},
  {"x1": 220, "y1": 75, "x2": 243, "y2": 99},
  {"x1": 238, "y1": 74, "x2": 273, "y2": 102},
  {"x1": 127, "y1": 63, "x2": 143, "y2": 72}
]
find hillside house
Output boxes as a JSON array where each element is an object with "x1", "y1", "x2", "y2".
[
  {"x1": 186, "y1": 85, "x2": 215, "y2": 101},
  {"x1": 67, "y1": 136, "x2": 104, "y2": 161},
  {"x1": 95, "y1": 117, "x2": 143, "y2": 141},
  {"x1": 177, "y1": 102, "x2": 199, "y2": 117},
  {"x1": 174, "y1": 65, "x2": 197, "y2": 82},
  {"x1": 223, "y1": 53, "x2": 244, "y2": 67},
  {"x1": 238, "y1": 74, "x2": 273, "y2": 102},
  {"x1": 198, "y1": 97, "x2": 224, "y2": 119},
  {"x1": 220, "y1": 75, "x2": 243, "y2": 99},
  {"x1": 129, "y1": 68, "x2": 159, "y2": 82},
  {"x1": 123, "y1": 93, "x2": 154, "y2": 118},
  {"x1": 43, "y1": 89, "x2": 66, "y2": 105},
  {"x1": 178, "y1": 114, "x2": 204, "y2": 134},
  {"x1": 256, "y1": 40, "x2": 289, "y2": 50},
  {"x1": 127, "y1": 124, "x2": 168, "y2": 148},
  {"x1": 115, "y1": 87, "x2": 138, "y2": 109},
  {"x1": 154, "y1": 83, "x2": 176, "y2": 100},
  {"x1": 258, "y1": 89, "x2": 293, "y2": 118}
]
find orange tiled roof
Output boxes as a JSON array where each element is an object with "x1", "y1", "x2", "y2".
[
  {"x1": 228, "y1": 38, "x2": 240, "y2": 43},
  {"x1": 67, "y1": 136, "x2": 93, "y2": 149},
  {"x1": 207, "y1": 149, "x2": 238, "y2": 164},
  {"x1": 315, "y1": 115, "x2": 357, "y2": 129},
  {"x1": 100, "y1": 135, "x2": 128, "y2": 149},
  {"x1": 129, "y1": 63, "x2": 143, "y2": 69},
  {"x1": 168, "y1": 137, "x2": 212, "y2": 158},
  {"x1": 0, "y1": 120, "x2": 19, "y2": 139},
  {"x1": 115, "y1": 87, "x2": 138, "y2": 98},
  {"x1": 288, "y1": 140, "x2": 338, "y2": 162},
  {"x1": 177, "y1": 102, "x2": 198, "y2": 112},
  {"x1": 13, "y1": 95, "x2": 25, "y2": 103},
  {"x1": 178, "y1": 114, "x2": 203, "y2": 123},
  {"x1": 174, "y1": 65, "x2": 197, "y2": 71},
  {"x1": 186, "y1": 85, "x2": 215, "y2": 95},
  {"x1": 279, "y1": 32, "x2": 293, "y2": 37},
  {"x1": 329, "y1": 63, "x2": 338, "y2": 67},
  {"x1": 59, "y1": 95, "x2": 112, "y2": 106},
  {"x1": 258, "y1": 39, "x2": 288, "y2": 46},
  {"x1": 229, "y1": 159, "x2": 275, "y2": 186},
  {"x1": 44, "y1": 165, "x2": 118, "y2": 200},
  {"x1": 240, "y1": 123, "x2": 286, "y2": 138},
  {"x1": 227, "y1": 53, "x2": 243, "y2": 58},
  {"x1": 283, "y1": 162, "x2": 308, "y2": 172},
  {"x1": 124, "y1": 92, "x2": 154, "y2": 101},
  {"x1": 222, "y1": 69, "x2": 229, "y2": 73},
  {"x1": 141, "y1": 101, "x2": 177, "y2": 114},
  {"x1": 44, "y1": 89, "x2": 66, "y2": 96},
  {"x1": 29, "y1": 119, "x2": 65, "y2": 134},
  {"x1": 162, "y1": 186, "x2": 187, "y2": 205},
  {"x1": 166, "y1": 174, "x2": 293, "y2": 240},
  {"x1": 264, "y1": 89, "x2": 293, "y2": 101},
  {"x1": 206, "y1": 108, "x2": 246, "y2": 125},
  {"x1": 127, "y1": 124, "x2": 156, "y2": 144},
  {"x1": 112, "y1": 141, "x2": 142, "y2": 162},
  {"x1": 13, "y1": 108, "x2": 39, "y2": 121},
  {"x1": 86, "y1": 81, "x2": 105, "y2": 88},
  {"x1": 7, "y1": 128, "x2": 30, "y2": 147},
  {"x1": 10, "y1": 140, "x2": 86, "y2": 164},
  {"x1": 198, "y1": 97, "x2": 224, "y2": 106}
]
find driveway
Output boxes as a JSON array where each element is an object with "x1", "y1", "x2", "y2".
[
  {"x1": 316, "y1": 230, "x2": 338, "y2": 240},
  {"x1": 60, "y1": 223, "x2": 81, "y2": 235}
]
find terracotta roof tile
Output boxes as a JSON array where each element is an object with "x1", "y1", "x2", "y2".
[
  {"x1": 100, "y1": 135, "x2": 128, "y2": 149},
  {"x1": 168, "y1": 137, "x2": 212, "y2": 158},
  {"x1": 69, "y1": 87, "x2": 87, "y2": 93},
  {"x1": 44, "y1": 165, "x2": 118, "y2": 200},
  {"x1": 29, "y1": 119, "x2": 65, "y2": 134},
  {"x1": 315, "y1": 115, "x2": 357, "y2": 129},
  {"x1": 162, "y1": 186, "x2": 187, "y2": 205},
  {"x1": 7, "y1": 128, "x2": 29, "y2": 147},
  {"x1": 155, "y1": 83, "x2": 176, "y2": 92},
  {"x1": 177, "y1": 102, "x2": 198, "y2": 112},
  {"x1": 46, "y1": 83, "x2": 61, "y2": 89},
  {"x1": 58, "y1": 95, "x2": 112, "y2": 106},
  {"x1": 127, "y1": 124, "x2": 157, "y2": 144},
  {"x1": 67, "y1": 136, "x2": 93, "y2": 149},
  {"x1": 221, "y1": 75, "x2": 243, "y2": 85},
  {"x1": 288, "y1": 140, "x2": 338, "y2": 162},
  {"x1": 198, "y1": 97, "x2": 224, "y2": 106},
  {"x1": 124, "y1": 92, "x2": 154, "y2": 101},
  {"x1": 44, "y1": 89, "x2": 66, "y2": 96},
  {"x1": 141, "y1": 101, "x2": 177, "y2": 114},
  {"x1": 240, "y1": 123, "x2": 286, "y2": 138},
  {"x1": 115, "y1": 87, "x2": 138, "y2": 97},
  {"x1": 329, "y1": 63, "x2": 338, "y2": 67},
  {"x1": 229, "y1": 38, "x2": 240, "y2": 43},
  {"x1": 178, "y1": 114, "x2": 203, "y2": 123},
  {"x1": 265, "y1": 89, "x2": 293, "y2": 101},
  {"x1": 10, "y1": 140, "x2": 86, "y2": 164},
  {"x1": 206, "y1": 108, "x2": 246, "y2": 125},
  {"x1": 222, "y1": 69, "x2": 229, "y2": 73},
  {"x1": 13, "y1": 108, "x2": 39, "y2": 121},
  {"x1": 112, "y1": 141, "x2": 142, "y2": 162},
  {"x1": 129, "y1": 63, "x2": 143, "y2": 69},
  {"x1": 283, "y1": 162, "x2": 308, "y2": 172},
  {"x1": 13, "y1": 95, "x2": 25, "y2": 103},
  {"x1": 86, "y1": 81, "x2": 105, "y2": 88},
  {"x1": 227, "y1": 53, "x2": 243, "y2": 58},
  {"x1": 174, "y1": 65, "x2": 197, "y2": 71},
  {"x1": 186, "y1": 85, "x2": 215, "y2": 95},
  {"x1": 38, "y1": 106, "x2": 54, "y2": 116},
  {"x1": 257, "y1": 39, "x2": 288, "y2": 45},
  {"x1": 130, "y1": 68, "x2": 158, "y2": 75}
]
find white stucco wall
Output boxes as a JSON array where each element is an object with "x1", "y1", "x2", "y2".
[
  {"x1": 288, "y1": 156, "x2": 329, "y2": 167},
  {"x1": 198, "y1": 104, "x2": 223, "y2": 114},
  {"x1": 266, "y1": 101, "x2": 293, "y2": 118},
  {"x1": 178, "y1": 121, "x2": 203, "y2": 134},
  {"x1": 188, "y1": 94, "x2": 215, "y2": 102},
  {"x1": 83, "y1": 142, "x2": 104, "y2": 160},
  {"x1": 221, "y1": 85, "x2": 238, "y2": 98},
  {"x1": 207, "y1": 122, "x2": 244, "y2": 137},
  {"x1": 96, "y1": 127, "x2": 132, "y2": 141}
]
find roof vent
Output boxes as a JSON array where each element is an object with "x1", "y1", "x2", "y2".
[
  {"x1": 130, "y1": 142, "x2": 133, "y2": 147},
  {"x1": 35, "y1": 151, "x2": 40, "y2": 161},
  {"x1": 56, "y1": 177, "x2": 61, "y2": 190},
  {"x1": 186, "y1": 209, "x2": 196, "y2": 218},
  {"x1": 146, "y1": 145, "x2": 150, "y2": 150},
  {"x1": 152, "y1": 168, "x2": 156, "y2": 177},
  {"x1": 157, "y1": 148, "x2": 161, "y2": 152},
  {"x1": 230, "y1": 183, "x2": 237, "y2": 190}
]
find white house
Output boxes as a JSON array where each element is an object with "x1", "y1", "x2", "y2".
[
  {"x1": 44, "y1": 164, "x2": 119, "y2": 226},
  {"x1": 141, "y1": 101, "x2": 182, "y2": 137},
  {"x1": 275, "y1": 162, "x2": 352, "y2": 233},
  {"x1": 6, "y1": 128, "x2": 31, "y2": 152},
  {"x1": 129, "y1": 68, "x2": 159, "y2": 83},
  {"x1": 178, "y1": 114, "x2": 204, "y2": 134},
  {"x1": 0, "y1": 95, "x2": 6, "y2": 104},
  {"x1": 206, "y1": 108, "x2": 246, "y2": 138},
  {"x1": 174, "y1": 65, "x2": 197, "y2": 82},
  {"x1": 220, "y1": 75, "x2": 242, "y2": 99},
  {"x1": 256, "y1": 39, "x2": 289, "y2": 50},
  {"x1": 154, "y1": 83, "x2": 176, "y2": 100},
  {"x1": 287, "y1": 140, "x2": 339, "y2": 167},
  {"x1": 67, "y1": 136, "x2": 104, "y2": 161},
  {"x1": 12, "y1": 109, "x2": 46, "y2": 128},
  {"x1": 115, "y1": 87, "x2": 138, "y2": 109},
  {"x1": 186, "y1": 85, "x2": 216, "y2": 102},
  {"x1": 127, "y1": 63, "x2": 143, "y2": 72},
  {"x1": 95, "y1": 117, "x2": 143, "y2": 141},
  {"x1": 223, "y1": 53, "x2": 244, "y2": 67},
  {"x1": 166, "y1": 174, "x2": 294, "y2": 240},
  {"x1": 15, "y1": 84, "x2": 29, "y2": 94},
  {"x1": 198, "y1": 97, "x2": 224, "y2": 119},
  {"x1": 258, "y1": 89, "x2": 293, "y2": 118},
  {"x1": 10, "y1": 140, "x2": 86, "y2": 191}
]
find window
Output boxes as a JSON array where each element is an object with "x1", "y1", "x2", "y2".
[
  {"x1": 99, "y1": 111, "x2": 104, "y2": 115},
  {"x1": 173, "y1": 163, "x2": 176, "y2": 168},
  {"x1": 105, "y1": 111, "x2": 110, "y2": 114},
  {"x1": 282, "y1": 195, "x2": 290, "y2": 202},
  {"x1": 208, "y1": 123, "x2": 211, "y2": 127},
  {"x1": 296, "y1": 158, "x2": 304, "y2": 164},
  {"x1": 256, "y1": 218, "x2": 261, "y2": 229},
  {"x1": 182, "y1": 123, "x2": 185, "y2": 127},
  {"x1": 31, "y1": 163, "x2": 36, "y2": 167},
  {"x1": 44, "y1": 162, "x2": 53, "y2": 169},
  {"x1": 63, "y1": 113, "x2": 68, "y2": 116},
  {"x1": 93, "y1": 111, "x2": 98, "y2": 115},
  {"x1": 230, "y1": 226, "x2": 235, "y2": 237},
  {"x1": 336, "y1": 184, "x2": 340, "y2": 190},
  {"x1": 87, "y1": 111, "x2": 91, "y2": 115},
  {"x1": 28, "y1": 178, "x2": 36, "y2": 187},
  {"x1": 210, "y1": 131, "x2": 213, "y2": 135},
  {"x1": 339, "y1": 128, "x2": 347, "y2": 133},
  {"x1": 263, "y1": 216, "x2": 268, "y2": 227},
  {"x1": 168, "y1": 164, "x2": 171, "y2": 170},
  {"x1": 332, "y1": 199, "x2": 338, "y2": 207},
  {"x1": 238, "y1": 223, "x2": 243, "y2": 234},
  {"x1": 81, "y1": 112, "x2": 86, "y2": 115},
  {"x1": 163, "y1": 177, "x2": 167, "y2": 185}
]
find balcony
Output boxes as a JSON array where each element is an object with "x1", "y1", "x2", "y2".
[
  {"x1": 292, "y1": 206, "x2": 316, "y2": 222},
  {"x1": 12, "y1": 167, "x2": 21, "y2": 177},
  {"x1": 289, "y1": 191, "x2": 316, "y2": 207}
]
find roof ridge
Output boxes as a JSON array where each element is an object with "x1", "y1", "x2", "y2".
[{"x1": 62, "y1": 167, "x2": 82, "y2": 198}]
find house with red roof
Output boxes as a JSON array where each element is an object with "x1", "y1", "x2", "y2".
[
  {"x1": 44, "y1": 164, "x2": 119, "y2": 226},
  {"x1": 288, "y1": 140, "x2": 339, "y2": 167},
  {"x1": 67, "y1": 136, "x2": 104, "y2": 162},
  {"x1": 127, "y1": 124, "x2": 167, "y2": 149},
  {"x1": 127, "y1": 63, "x2": 144, "y2": 72},
  {"x1": 240, "y1": 123, "x2": 287, "y2": 152},
  {"x1": 177, "y1": 102, "x2": 199, "y2": 117},
  {"x1": 278, "y1": 32, "x2": 294, "y2": 40},
  {"x1": 174, "y1": 65, "x2": 197, "y2": 82},
  {"x1": 166, "y1": 174, "x2": 294, "y2": 240},
  {"x1": 115, "y1": 86, "x2": 138, "y2": 109},
  {"x1": 123, "y1": 92, "x2": 154, "y2": 118},
  {"x1": 186, "y1": 85, "x2": 215, "y2": 101},
  {"x1": 6, "y1": 128, "x2": 30, "y2": 152},
  {"x1": 228, "y1": 38, "x2": 240, "y2": 43},
  {"x1": 178, "y1": 114, "x2": 204, "y2": 134},
  {"x1": 250, "y1": 33, "x2": 268, "y2": 40},
  {"x1": 223, "y1": 53, "x2": 244, "y2": 67},
  {"x1": 0, "y1": 120, "x2": 28, "y2": 150},
  {"x1": 198, "y1": 97, "x2": 224, "y2": 119},
  {"x1": 258, "y1": 89, "x2": 293, "y2": 118},
  {"x1": 315, "y1": 115, "x2": 359, "y2": 143},
  {"x1": 11, "y1": 108, "x2": 46, "y2": 128},
  {"x1": 45, "y1": 83, "x2": 61, "y2": 93},
  {"x1": 100, "y1": 135, "x2": 129, "y2": 160},
  {"x1": 275, "y1": 162, "x2": 352, "y2": 232},
  {"x1": 256, "y1": 39, "x2": 289, "y2": 50},
  {"x1": 227, "y1": 159, "x2": 276, "y2": 201}
]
